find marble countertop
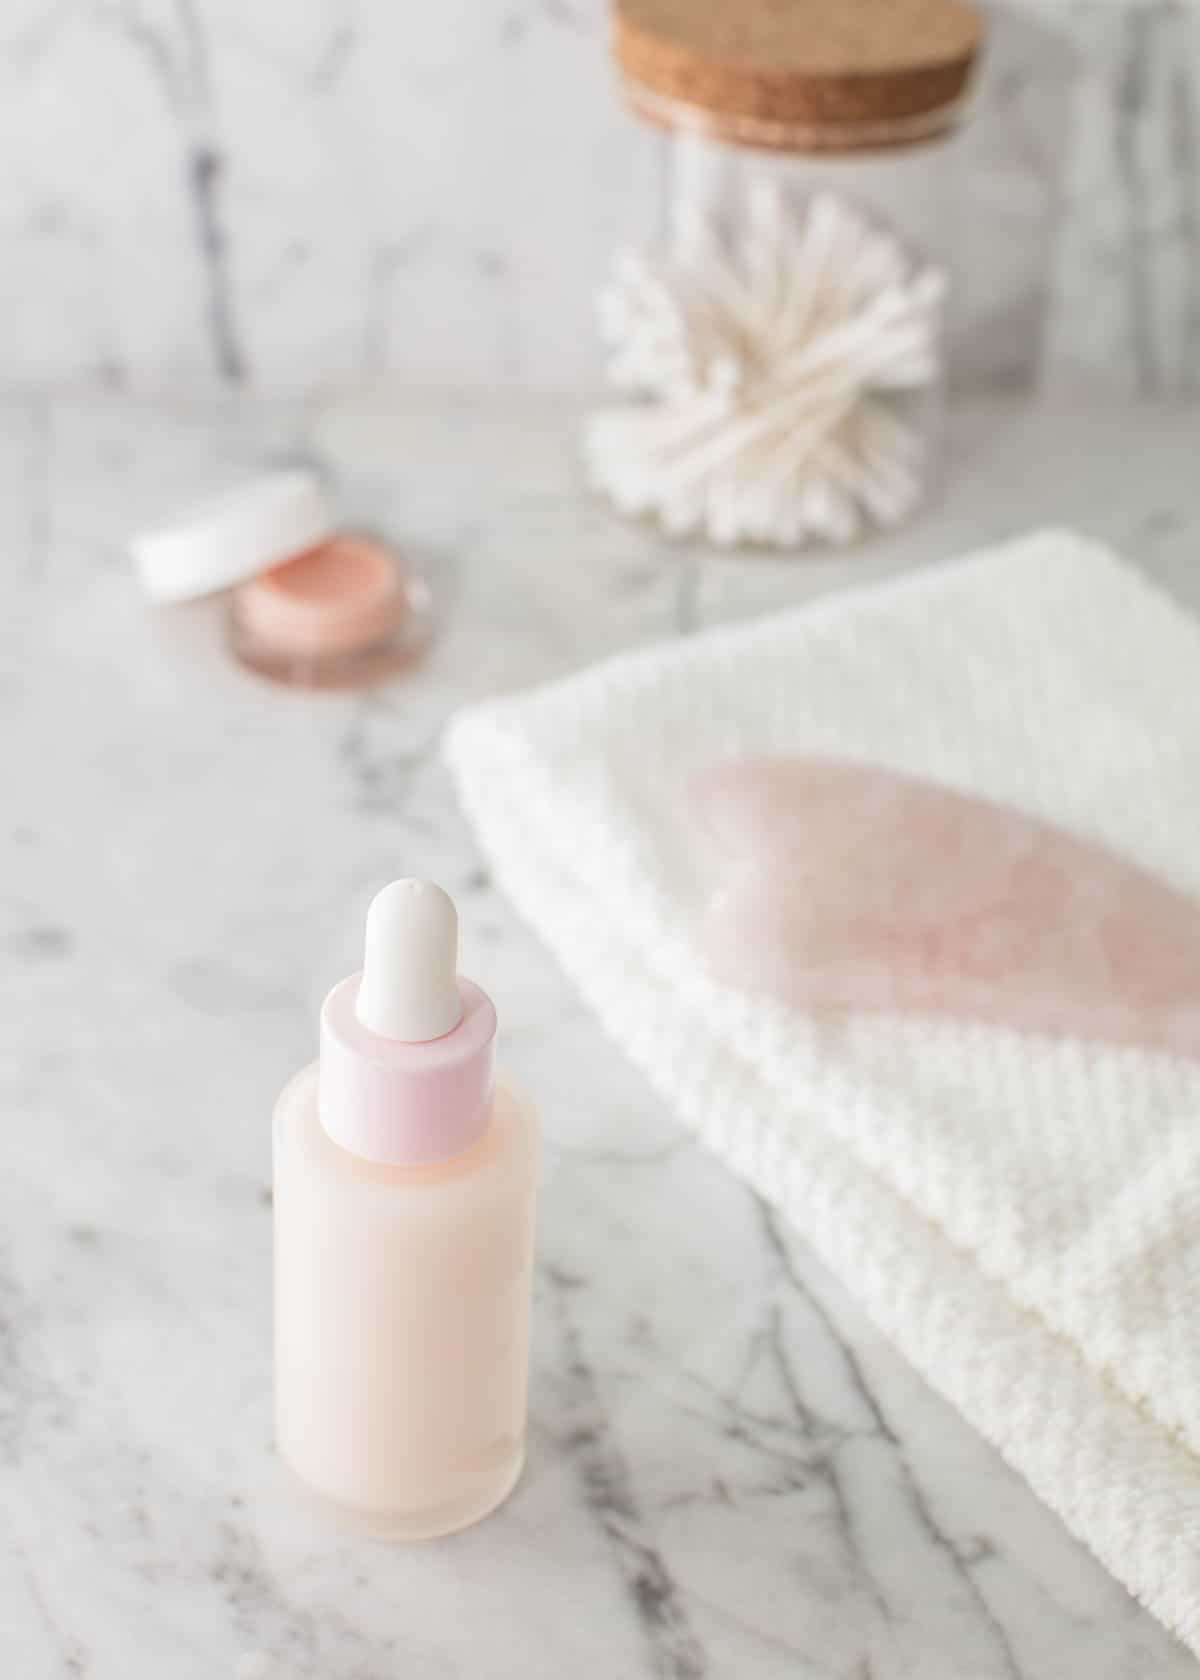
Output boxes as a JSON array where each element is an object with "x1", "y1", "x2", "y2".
[{"x1": 4, "y1": 392, "x2": 1200, "y2": 1680}]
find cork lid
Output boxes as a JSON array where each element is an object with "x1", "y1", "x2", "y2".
[{"x1": 614, "y1": 0, "x2": 986, "y2": 153}]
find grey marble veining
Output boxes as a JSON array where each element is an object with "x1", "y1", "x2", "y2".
[
  {"x1": 1039, "y1": 1, "x2": 1200, "y2": 394},
  {"x1": 3, "y1": 391, "x2": 1200, "y2": 1678},
  {"x1": 0, "y1": 1, "x2": 1196, "y2": 396}
]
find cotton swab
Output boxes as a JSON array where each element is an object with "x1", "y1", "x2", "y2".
[{"x1": 586, "y1": 185, "x2": 944, "y2": 549}]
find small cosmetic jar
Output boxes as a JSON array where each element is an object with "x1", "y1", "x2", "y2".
[{"x1": 133, "y1": 471, "x2": 431, "y2": 690}]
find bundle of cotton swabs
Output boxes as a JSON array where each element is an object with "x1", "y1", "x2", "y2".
[{"x1": 585, "y1": 184, "x2": 946, "y2": 548}]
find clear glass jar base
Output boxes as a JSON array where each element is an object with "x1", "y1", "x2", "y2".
[{"x1": 278, "y1": 1443, "x2": 525, "y2": 1541}]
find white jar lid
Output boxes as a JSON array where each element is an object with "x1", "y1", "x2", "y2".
[{"x1": 132, "y1": 469, "x2": 337, "y2": 603}]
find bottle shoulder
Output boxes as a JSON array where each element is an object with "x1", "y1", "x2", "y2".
[{"x1": 274, "y1": 1062, "x2": 537, "y2": 1192}]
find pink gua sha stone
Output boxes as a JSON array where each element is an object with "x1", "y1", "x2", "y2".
[{"x1": 693, "y1": 757, "x2": 1200, "y2": 1060}]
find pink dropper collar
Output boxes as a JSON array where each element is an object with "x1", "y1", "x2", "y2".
[{"x1": 319, "y1": 974, "x2": 496, "y2": 1165}]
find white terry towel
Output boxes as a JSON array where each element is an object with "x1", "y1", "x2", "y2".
[{"x1": 444, "y1": 529, "x2": 1200, "y2": 1656}]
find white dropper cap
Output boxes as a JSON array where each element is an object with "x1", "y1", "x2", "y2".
[
  {"x1": 320, "y1": 878, "x2": 496, "y2": 1162},
  {"x1": 355, "y1": 879, "x2": 464, "y2": 1043}
]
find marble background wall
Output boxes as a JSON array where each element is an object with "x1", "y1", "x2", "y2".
[{"x1": 0, "y1": 0, "x2": 1196, "y2": 396}]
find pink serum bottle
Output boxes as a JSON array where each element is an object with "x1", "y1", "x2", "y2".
[{"x1": 273, "y1": 880, "x2": 539, "y2": 1538}]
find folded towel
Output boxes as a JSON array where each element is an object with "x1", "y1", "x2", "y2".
[{"x1": 444, "y1": 529, "x2": 1200, "y2": 1657}]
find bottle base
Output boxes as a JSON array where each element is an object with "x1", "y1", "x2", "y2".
[{"x1": 278, "y1": 1444, "x2": 525, "y2": 1541}]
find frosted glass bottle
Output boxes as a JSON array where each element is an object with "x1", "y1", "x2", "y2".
[{"x1": 273, "y1": 881, "x2": 539, "y2": 1539}]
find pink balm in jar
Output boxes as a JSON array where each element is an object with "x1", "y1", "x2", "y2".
[
  {"x1": 229, "y1": 535, "x2": 429, "y2": 689},
  {"x1": 133, "y1": 471, "x2": 431, "y2": 690}
]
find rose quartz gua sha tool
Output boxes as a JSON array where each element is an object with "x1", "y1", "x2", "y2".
[{"x1": 694, "y1": 757, "x2": 1200, "y2": 1059}]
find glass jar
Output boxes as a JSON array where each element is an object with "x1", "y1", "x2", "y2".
[{"x1": 587, "y1": 0, "x2": 985, "y2": 553}]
